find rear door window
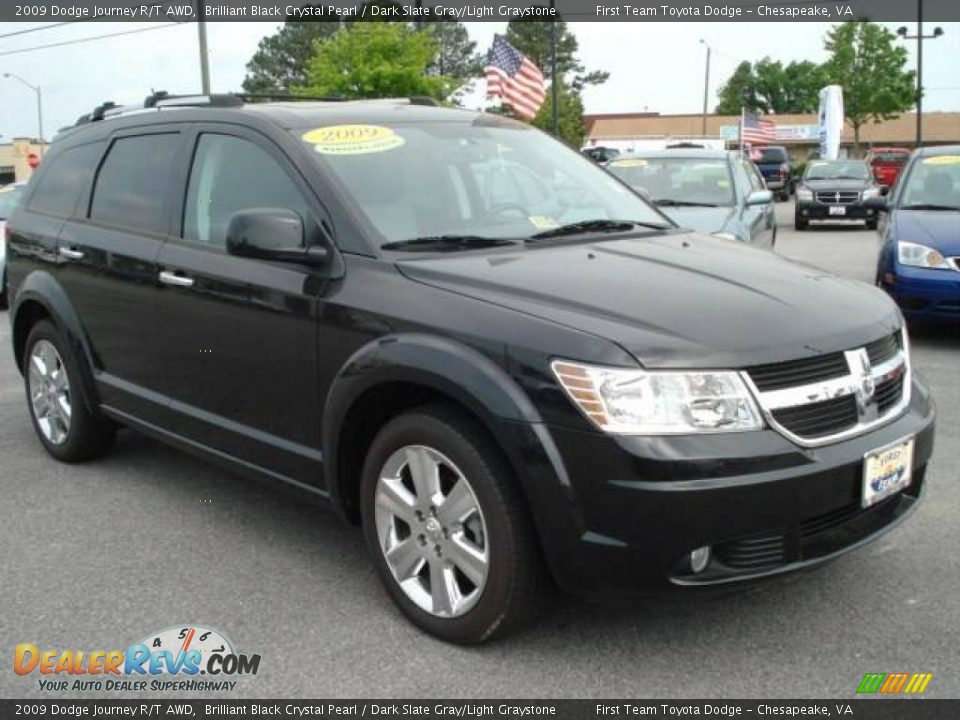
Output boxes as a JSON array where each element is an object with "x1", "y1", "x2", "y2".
[
  {"x1": 26, "y1": 143, "x2": 103, "y2": 219},
  {"x1": 89, "y1": 134, "x2": 181, "y2": 234}
]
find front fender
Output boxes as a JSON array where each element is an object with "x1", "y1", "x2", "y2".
[
  {"x1": 322, "y1": 333, "x2": 571, "y2": 517},
  {"x1": 12, "y1": 269, "x2": 100, "y2": 409}
]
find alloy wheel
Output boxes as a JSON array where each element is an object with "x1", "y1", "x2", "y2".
[
  {"x1": 28, "y1": 339, "x2": 72, "y2": 445},
  {"x1": 374, "y1": 445, "x2": 489, "y2": 618}
]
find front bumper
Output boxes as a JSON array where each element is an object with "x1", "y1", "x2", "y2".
[
  {"x1": 517, "y1": 376, "x2": 935, "y2": 596},
  {"x1": 796, "y1": 201, "x2": 878, "y2": 221},
  {"x1": 880, "y1": 266, "x2": 960, "y2": 320}
]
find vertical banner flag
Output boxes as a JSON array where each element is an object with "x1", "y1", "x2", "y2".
[
  {"x1": 485, "y1": 35, "x2": 546, "y2": 121},
  {"x1": 819, "y1": 85, "x2": 844, "y2": 160}
]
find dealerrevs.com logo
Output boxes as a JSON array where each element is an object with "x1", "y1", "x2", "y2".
[{"x1": 14, "y1": 625, "x2": 261, "y2": 693}]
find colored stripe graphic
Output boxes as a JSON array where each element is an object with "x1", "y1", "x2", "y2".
[
  {"x1": 857, "y1": 672, "x2": 932, "y2": 694},
  {"x1": 904, "y1": 674, "x2": 933, "y2": 694},
  {"x1": 857, "y1": 673, "x2": 886, "y2": 693}
]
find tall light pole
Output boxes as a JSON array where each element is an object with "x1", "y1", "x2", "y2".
[
  {"x1": 3, "y1": 72, "x2": 44, "y2": 158},
  {"x1": 699, "y1": 40, "x2": 711, "y2": 137},
  {"x1": 897, "y1": 0, "x2": 944, "y2": 147},
  {"x1": 196, "y1": 0, "x2": 210, "y2": 94}
]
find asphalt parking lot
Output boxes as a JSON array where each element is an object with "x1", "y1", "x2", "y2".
[{"x1": 1, "y1": 200, "x2": 958, "y2": 699}]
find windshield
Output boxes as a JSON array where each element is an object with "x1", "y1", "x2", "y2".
[
  {"x1": 805, "y1": 161, "x2": 871, "y2": 181},
  {"x1": 754, "y1": 148, "x2": 787, "y2": 163},
  {"x1": 0, "y1": 184, "x2": 25, "y2": 219},
  {"x1": 606, "y1": 157, "x2": 735, "y2": 207},
  {"x1": 295, "y1": 118, "x2": 669, "y2": 248},
  {"x1": 900, "y1": 155, "x2": 960, "y2": 209},
  {"x1": 870, "y1": 151, "x2": 909, "y2": 164}
]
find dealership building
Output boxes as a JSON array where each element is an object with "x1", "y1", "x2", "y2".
[
  {"x1": 0, "y1": 138, "x2": 48, "y2": 185},
  {"x1": 583, "y1": 111, "x2": 960, "y2": 158}
]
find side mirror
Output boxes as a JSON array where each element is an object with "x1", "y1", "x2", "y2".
[
  {"x1": 226, "y1": 208, "x2": 328, "y2": 267},
  {"x1": 746, "y1": 189, "x2": 773, "y2": 206},
  {"x1": 863, "y1": 196, "x2": 889, "y2": 212}
]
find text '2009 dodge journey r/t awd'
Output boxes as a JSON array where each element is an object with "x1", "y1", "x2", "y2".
[{"x1": 7, "y1": 95, "x2": 935, "y2": 644}]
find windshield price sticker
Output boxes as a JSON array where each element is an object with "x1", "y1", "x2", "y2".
[
  {"x1": 302, "y1": 125, "x2": 405, "y2": 155},
  {"x1": 923, "y1": 155, "x2": 960, "y2": 165}
]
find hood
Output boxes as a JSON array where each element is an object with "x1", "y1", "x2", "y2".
[
  {"x1": 396, "y1": 232, "x2": 900, "y2": 369},
  {"x1": 658, "y1": 206, "x2": 736, "y2": 236},
  {"x1": 893, "y1": 209, "x2": 960, "y2": 256},
  {"x1": 803, "y1": 178, "x2": 871, "y2": 191}
]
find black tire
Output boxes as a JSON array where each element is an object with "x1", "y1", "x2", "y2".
[
  {"x1": 778, "y1": 191, "x2": 790, "y2": 202},
  {"x1": 866, "y1": 219, "x2": 878, "y2": 230},
  {"x1": 361, "y1": 404, "x2": 543, "y2": 644},
  {"x1": 23, "y1": 320, "x2": 116, "y2": 462},
  {"x1": 0, "y1": 270, "x2": 8, "y2": 310},
  {"x1": 794, "y1": 216, "x2": 808, "y2": 231}
]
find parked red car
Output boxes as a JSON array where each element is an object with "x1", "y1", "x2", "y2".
[{"x1": 866, "y1": 147, "x2": 911, "y2": 187}]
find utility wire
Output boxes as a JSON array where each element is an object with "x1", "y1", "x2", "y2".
[
  {"x1": 0, "y1": 23, "x2": 73, "y2": 40},
  {"x1": 0, "y1": 22, "x2": 185, "y2": 57}
]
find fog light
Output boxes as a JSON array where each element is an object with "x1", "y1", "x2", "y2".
[
  {"x1": 801, "y1": 209, "x2": 809, "y2": 217},
  {"x1": 689, "y1": 546, "x2": 711, "y2": 574}
]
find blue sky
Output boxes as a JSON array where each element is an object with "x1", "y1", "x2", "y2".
[{"x1": 1, "y1": 21, "x2": 957, "y2": 141}]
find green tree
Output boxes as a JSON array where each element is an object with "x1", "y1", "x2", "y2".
[
  {"x1": 242, "y1": 21, "x2": 343, "y2": 94},
  {"x1": 823, "y1": 21, "x2": 916, "y2": 147},
  {"x1": 505, "y1": 17, "x2": 608, "y2": 90},
  {"x1": 420, "y1": 21, "x2": 483, "y2": 79},
  {"x1": 716, "y1": 58, "x2": 827, "y2": 115},
  {"x1": 531, "y1": 81, "x2": 585, "y2": 147},
  {"x1": 295, "y1": 23, "x2": 457, "y2": 101}
]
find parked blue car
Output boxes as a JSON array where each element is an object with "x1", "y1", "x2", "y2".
[{"x1": 874, "y1": 145, "x2": 960, "y2": 321}]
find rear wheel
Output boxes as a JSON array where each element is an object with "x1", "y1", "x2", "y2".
[
  {"x1": 794, "y1": 215, "x2": 808, "y2": 231},
  {"x1": 23, "y1": 320, "x2": 115, "y2": 462},
  {"x1": 0, "y1": 269, "x2": 8, "y2": 310},
  {"x1": 361, "y1": 405, "x2": 543, "y2": 644}
]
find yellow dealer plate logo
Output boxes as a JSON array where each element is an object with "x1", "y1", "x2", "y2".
[
  {"x1": 922, "y1": 155, "x2": 960, "y2": 165},
  {"x1": 302, "y1": 125, "x2": 405, "y2": 155}
]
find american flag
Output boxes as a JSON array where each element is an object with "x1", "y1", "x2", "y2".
[
  {"x1": 741, "y1": 111, "x2": 778, "y2": 145},
  {"x1": 485, "y1": 35, "x2": 546, "y2": 120}
]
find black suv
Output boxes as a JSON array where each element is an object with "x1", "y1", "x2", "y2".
[
  {"x1": 750, "y1": 145, "x2": 791, "y2": 201},
  {"x1": 795, "y1": 159, "x2": 884, "y2": 230},
  {"x1": 7, "y1": 95, "x2": 935, "y2": 644}
]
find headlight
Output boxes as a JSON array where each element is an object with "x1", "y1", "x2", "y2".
[
  {"x1": 551, "y1": 361, "x2": 764, "y2": 434},
  {"x1": 796, "y1": 187, "x2": 813, "y2": 201},
  {"x1": 862, "y1": 187, "x2": 881, "y2": 200},
  {"x1": 712, "y1": 232, "x2": 739, "y2": 242},
  {"x1": 897, "y1": 241, "x2": 950, "y2": 269}
]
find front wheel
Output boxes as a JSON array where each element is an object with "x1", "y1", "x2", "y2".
[
  {"x1": 794, "y1": 216, "x2": 808, "y2": 231},
  {"x1": 23, "y1": 320, "x2": 115, "y2": 462},
  {"x1": 361, "y1": 405, "x2": 543, "y2": 644},
  {"x1": 866, "y1": 219, "x2": 878, "y2": 230}
]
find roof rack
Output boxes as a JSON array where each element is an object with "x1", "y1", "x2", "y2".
[{"x1": 72, "y1": 91, "x2": 443, "y2": 127}]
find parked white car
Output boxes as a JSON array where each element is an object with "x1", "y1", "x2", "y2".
[{"x1": 0, "y1": 182, "x2": 27, "y2": 309}]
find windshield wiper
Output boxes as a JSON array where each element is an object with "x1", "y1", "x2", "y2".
[
  {"x1": 381, "y1": 235, "x2": 517, "y2": 252},
  {"x1": 528, "y1": 219, "x2": 669, "y2": 240},
  {"x1": 653, "y1": 199, "x2": 719, "y2": 207},
  {"x1": 901, "y1": 203, "x2": 960, "y2": 212}
]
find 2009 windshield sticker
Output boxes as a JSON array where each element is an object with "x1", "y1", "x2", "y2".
[
  {"x1": 302, "y1": 125, "x2": 405, "y2": 155},
  {"x1": 610, "y1": 158, "x2": 648, "y2": 167},
  {"x1": 923, "y1": 155, "x2": 960, "y2": 165}
]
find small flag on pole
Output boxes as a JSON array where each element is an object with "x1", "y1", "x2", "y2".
[
  {"x1": 485, "y1": 35, "x2": 546, "y2": 120},
  {"x1": 741, "y1": 111, "x2": 778, "y2": 145}
]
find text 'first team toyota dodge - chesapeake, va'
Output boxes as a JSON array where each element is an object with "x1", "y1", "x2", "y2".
[{"x1": 6, "y1": 94, "x2": 935, "y2": 643}]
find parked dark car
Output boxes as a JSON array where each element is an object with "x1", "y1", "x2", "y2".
[
  {"x1": 7, "y1": 94, "x2": 934, "y2": 644},
  {"x1": 582, "y1": 145, "x2": 620, "y2": 163},
  {"x1": 866, "y1": 147, "x2": 911, "y2": 188},
  {"x1": 795, "y1": 160, "x2": 884, "y2": 230},
  {"x1": 0, "y1": 181, "x2": 28, "y2": 309},
  {"x1": 872, "y1": 145, "x2": 960, "y2": 321},
  {"x1": 605, "y1": 149, "x2": 776, "y2": 247},
  {"x1": 750, "y1": 145, "x2": 791, "y2": 201}
]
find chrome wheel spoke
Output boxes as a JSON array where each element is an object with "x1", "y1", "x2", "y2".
[
  {"x1": 385, "y1": 538, "x2": 425, "y2": 581},
  {"x1": 447, "y1": 535, "x2": 488, "y2": 588},
  {"x1": 375, "y1": 476, "x2": 417, "y2": 526},
  {"x1": 404, "y1": 446, "x2": 440, "y2": 503},
  {"x1": 27, "y1": 340, "x2": 72, "y2": 446},
  {"x1": 436, "y1": 478, "x2": 477, "y2": 526},
  {"x1": 429, "y1": 559, "x2": 461, "y2": 617}
]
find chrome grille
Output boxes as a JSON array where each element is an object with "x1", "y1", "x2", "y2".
[
  {"x1": 743, "y1": 331, "x2": 910, "y2": 446},
  {"x1": 815, "y1": 190, "x2": 860, "y2": 204}
]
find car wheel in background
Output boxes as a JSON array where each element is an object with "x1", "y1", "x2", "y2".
[
  {"x1": 866, "y1": 219, "x2": 878, "y2": 230},
  {"x1": 23, "y1": 320, "x2": 116, "y2": 462},
  {"x1": 778, "y1": 191, "x2": 790, "y2": 202},
  {"x1": 794, "y1": 215, "x2": 808, "y2": 231},
  {"x1": 0, "y1": 270, "x2": 7, "y2": 310},
  {"x1": 361, "y1": 405, "x2": 544, "y2": 644}
]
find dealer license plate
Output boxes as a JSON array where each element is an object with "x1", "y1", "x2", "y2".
[
  {"x1": 863, "y1": 436, "x2": 914, "y2": 507},
  {"x1": 829, "y1": 205, "x2": 846, "y2": 216}
]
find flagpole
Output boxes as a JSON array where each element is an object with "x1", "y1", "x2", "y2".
[
  {"x1": 550, "y1": 1, "x2": 559, "y2": 136},
  {"x1": 740, "y1": 107, "x2": 745, "y2": 159}
]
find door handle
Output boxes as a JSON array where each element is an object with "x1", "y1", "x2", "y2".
[
  {"x1": 159, "y1": 270, "x2": 195, "y2": 288},
  {"x1": 59, "y1": 247, "x2": 84, "y2": 261}
]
